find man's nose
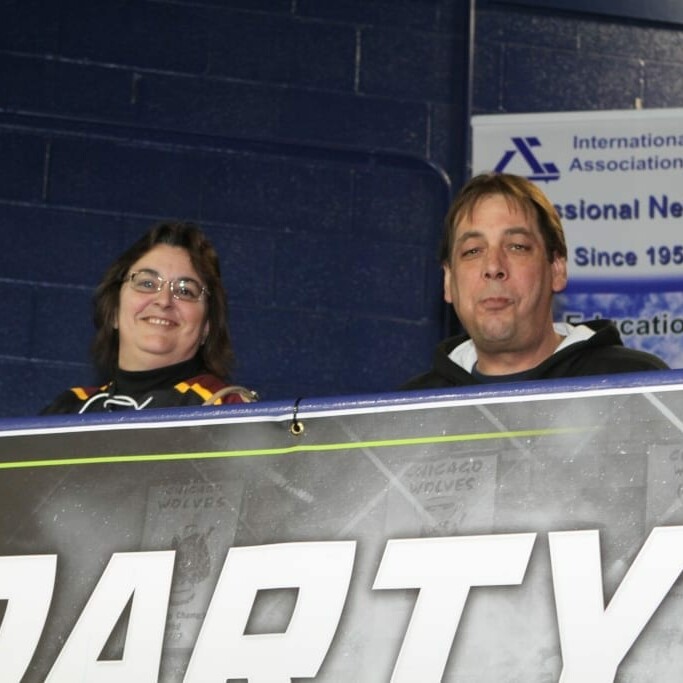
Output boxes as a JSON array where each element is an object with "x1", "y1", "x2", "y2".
[{"x1": 483, "y1": 249, "x2": 507, "y2": 280}]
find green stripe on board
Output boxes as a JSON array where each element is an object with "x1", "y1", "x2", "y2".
[{"x1": 0, "y1": 425, "x2": 590, "y2": 471}]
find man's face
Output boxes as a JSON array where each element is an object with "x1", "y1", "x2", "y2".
[{"x1": 443, "y1": 194, "x2": 567, "y2": 360}]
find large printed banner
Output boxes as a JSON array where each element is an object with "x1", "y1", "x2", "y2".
[
  {"x1": 3, "y1": 373, "x2": 683, "y2": 681},
  {"x1": 472, "y1": 109, "x2": 683, "y2": 368}
]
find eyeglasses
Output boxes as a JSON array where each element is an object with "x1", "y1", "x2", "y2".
[{"x1": 124, "y1": 269, "x2": 209, "y2": 302}]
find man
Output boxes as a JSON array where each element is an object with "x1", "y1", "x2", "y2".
[{"x1": 404, "y1": 172, "x2": 668, "y2": 389}]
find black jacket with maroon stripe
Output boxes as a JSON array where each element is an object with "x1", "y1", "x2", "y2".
[{"x1": 41, "y1": 356, "x2": 250, "y2": 414}]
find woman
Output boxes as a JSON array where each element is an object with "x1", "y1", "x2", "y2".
[{"x1": 42, "y1": 221, "x2": 256, "y2": 414}]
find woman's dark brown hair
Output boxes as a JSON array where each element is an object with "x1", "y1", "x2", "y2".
[{"x1": 92, "y1": 221, "x2": 234, "y2": 379}]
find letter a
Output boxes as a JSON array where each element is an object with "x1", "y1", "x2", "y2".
[{"x1": 45, "y1": 551, "x2": 174, "y2": 683}]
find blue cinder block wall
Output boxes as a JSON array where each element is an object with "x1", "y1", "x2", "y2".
[
  {"x1": 472, "y1": 2, "x2": 683, "y2": 114},
  {"x1": 1, "y1": 0, "x2": 682, "y2": 417},
  {"x1": 0, "y1": 0, "x2": 466, "y2": 416}
]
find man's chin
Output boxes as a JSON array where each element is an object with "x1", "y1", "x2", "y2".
[{"x1": 474, "y1": 324, "x2": 516, "y2": 348}]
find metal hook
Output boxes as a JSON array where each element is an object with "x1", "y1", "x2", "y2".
[{"x1": 289, "y1": 396, "x2": 304, "y2": 436}]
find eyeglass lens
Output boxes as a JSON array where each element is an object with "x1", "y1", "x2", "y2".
[{"x1": 129, "y1": 269, "x2": 204, "y2": 301}]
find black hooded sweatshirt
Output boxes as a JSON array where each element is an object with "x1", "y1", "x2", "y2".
[{"x1": 403, "y1": 320, "x2": 669, "y2": 390}]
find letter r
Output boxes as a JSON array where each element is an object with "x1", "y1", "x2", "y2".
[{"x1": 184, "y1": 541, "x2": 356, "y2": 683}]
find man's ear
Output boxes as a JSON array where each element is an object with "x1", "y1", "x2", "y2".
[
  {"x1": 551, "y1": 254, "x2": 568, "y2": 294},
  {"x1": 443, "y1": 264, "x2": 453, "y2": 304}
]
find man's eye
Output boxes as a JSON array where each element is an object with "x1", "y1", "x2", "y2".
[
  {"x1": 509, "y1": 243, "x2": 530, "y2": 251},
  {"x1": 461, "y1": 247, "x2": 481, "y2": 257}
]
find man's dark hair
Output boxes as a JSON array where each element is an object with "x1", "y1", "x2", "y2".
[{"x1": 440, "y1": 172, "x2": 568, "y2": 264}]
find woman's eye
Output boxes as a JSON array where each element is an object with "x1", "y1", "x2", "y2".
[{"x1": 179, "y1": 280, "x2": 201, "y2": 297}]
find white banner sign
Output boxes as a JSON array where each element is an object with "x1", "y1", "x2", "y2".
[
  {"x1": 4, "y1": 374, "x2": 683, "y2": 681},
  {"x1": 472, "y1": 109, "x2": 683, "y2": 287},
  {"x1": 472, "y1": 109, "x2": 683, "y2": 369}
]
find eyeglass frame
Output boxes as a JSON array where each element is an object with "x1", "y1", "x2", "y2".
[{"x1": 123, "y1": 268, "x2": 210, "y2": 302}]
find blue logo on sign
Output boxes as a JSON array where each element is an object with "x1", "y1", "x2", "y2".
[{"x1": 494, "y1": 137, "x2": 560, "y2": 182}]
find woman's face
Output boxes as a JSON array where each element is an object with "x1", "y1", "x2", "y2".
[{"x1": 116, "y1": 244, "x2": 209, "y2": 371}]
